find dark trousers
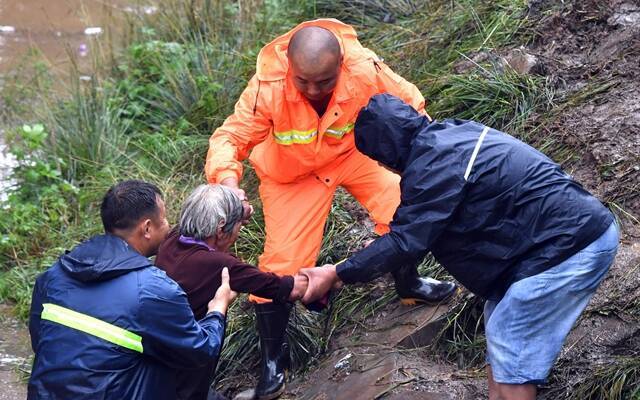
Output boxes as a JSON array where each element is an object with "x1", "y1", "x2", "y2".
[{"x1": 176, "y1": 361, "x2": 227, "y2": 400}]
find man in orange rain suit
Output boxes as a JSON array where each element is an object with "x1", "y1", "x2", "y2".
[{"x1": 205, "y1": 19, "x2": 456, "y2": 399}]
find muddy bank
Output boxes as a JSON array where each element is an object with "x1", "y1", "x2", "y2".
[
  {"x1": 530, "y1": 0, "x2": 640, "y2": 226},
  {"x1": 526, "y1": 6, "x2": 640, "y2": 393},
  {"x1": 0, "y1": 305, "x2": 31, "y2": 399}
]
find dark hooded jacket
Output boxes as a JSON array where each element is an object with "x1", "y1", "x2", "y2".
[
  {"x1": 336, "y1": 94, "x2": 613, "y2": 300},
  {"x1": 28, "y1": 234, "x2": 226, "y2": 400}
]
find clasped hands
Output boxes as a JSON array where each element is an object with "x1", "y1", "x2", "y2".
[
  {"x1": 287, "y1": 264, "x2": 343, "y2": 303},
  {"x1": 220, "y1": 182, "x2": 343, "y2": 304}
]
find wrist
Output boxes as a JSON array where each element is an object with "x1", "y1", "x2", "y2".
[
  {"x1": 208, "y1": 300, "x2": 229, "y2": 316},
  {"x1": 329, "y1": 265, "x2": 339, "y2": 281},
  {"x1": 220, "y1": 177, "x2": 239, "y2": 188}
]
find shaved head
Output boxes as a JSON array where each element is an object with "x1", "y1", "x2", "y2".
[
  {"x1": 288, "y1": 26, "x2": 341, "y2": 67},
  {"x1": 288, "y1": 26, "x2": 342, "y2": 104}
]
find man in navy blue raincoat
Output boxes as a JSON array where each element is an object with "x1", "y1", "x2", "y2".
[
  {"x1": 301, "y1": 94, "x2": 619, "y2": 400},
  {"x1": 28, "y1": 180, "x2": 236, "y2": 399}
]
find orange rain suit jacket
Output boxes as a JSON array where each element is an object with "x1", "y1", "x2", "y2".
[{"x1": 205, "y1": 18, "x2": 427, "y2": 186}]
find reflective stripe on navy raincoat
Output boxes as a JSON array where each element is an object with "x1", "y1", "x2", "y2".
[
  {"x1": 28, "y1": 234, "x2": 226, "y2": 400},
  {"x1": 337, "y1": 94, "x2": 613, "y2": 300}
]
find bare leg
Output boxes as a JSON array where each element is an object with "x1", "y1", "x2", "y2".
[
  {"x1": 487, "y1": 365, "x2": 499, "y2": 400},
  {"x1": 487, "y1": 365, "x2": 536, "y2": 400}
]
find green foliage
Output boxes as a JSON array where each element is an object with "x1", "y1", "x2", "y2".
[
  {"x1": 318, "y1": 0, "x2": 553, "y2": 134},
  {"x1": 431, "y1": 294, "x2": 486, "y2": 369},
  {"x1": 41, "y1": 81, "x2": 131, "y2": 182},
  {"x1": 317, "y1": 0, "x2": 530, "y2": 74},
  {"x1": 427, "y1": 66, "x2": 553, "y2": 132},
  {"x1": 0, "y1": 124, "x2": 78, "y2": 263}
]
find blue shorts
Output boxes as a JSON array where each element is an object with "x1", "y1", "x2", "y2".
[{"x1": 484, "y1": 221, "x2": 619, "y2": 384}]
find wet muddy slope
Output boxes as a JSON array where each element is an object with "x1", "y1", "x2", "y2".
[
  {"x1": 530, "y1": 0, "x2": 639, "y2": 221},
  {"x1": 528, "y1": 2, "x2": 640, "y2": 397}
]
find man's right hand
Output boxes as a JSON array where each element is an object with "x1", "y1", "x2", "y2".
[
  {"x1": 208, "y1": 267, "x2": 238, "y2": 316},
  {"x1": 220, "y1": 177, "x2": 254, "y2": 223},
  {"x1": 300, "y1": 264, "x2": 342, "y2": 304}
]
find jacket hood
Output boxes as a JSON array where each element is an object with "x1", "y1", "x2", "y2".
[
  {"x1": 255, "y1": 18, "x2": 377, "y2": 81},
  {"x1": 355, "y1": 94, "x2": 429, "y2": 172},
  {"x1": 59, "y1": 234, "x2": 152, "y2": 282}
]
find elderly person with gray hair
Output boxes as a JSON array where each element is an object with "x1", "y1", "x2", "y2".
[{"x1": 155, "y1": 184, "x2": 308, "y2": 400}]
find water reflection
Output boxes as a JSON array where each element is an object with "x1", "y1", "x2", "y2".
[{"x1": 0, "y1": 0, "x2": 157, "y2": 73}]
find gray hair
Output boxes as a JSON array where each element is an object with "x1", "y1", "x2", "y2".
[{"x1": 179, "y1": 184, "x2": 244, "y2": 240}]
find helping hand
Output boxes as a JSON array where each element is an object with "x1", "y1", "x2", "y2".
[
  {"x1": 207, "y1": 267, "x2": 238, "y2": 316},
  {"x1": 299, "y1": 264, "x2": 342, "y2": 304},
  {"x1": 288, "y1": 273, "x2": 309, "y2": 301},
  {"x1": 219, "y1": 178, "x2": 254, "y2": 224}
]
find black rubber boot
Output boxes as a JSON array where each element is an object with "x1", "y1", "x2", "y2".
[
  {"x1": 254, "y1": 302, "x2": 292, "y2": 400},
  {"x1": 392, "y1": 264, "x2": 457, "y2": 305}
]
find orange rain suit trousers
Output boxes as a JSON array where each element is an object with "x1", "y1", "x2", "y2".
[
  {"x1": 256, "y1": 150, "x2": 399, "y2": 290},
  {"x1": 204, "y1": 19, "x2": 427, "y2": 302}
]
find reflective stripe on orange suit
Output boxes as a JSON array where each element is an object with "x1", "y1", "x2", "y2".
[{"x1": 204, "y1": 19, "x2": 427, "y2": 302}]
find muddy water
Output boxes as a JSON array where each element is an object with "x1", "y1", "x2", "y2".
[
  {"x1": 0, "y1": 1, "x2": 157, "y2": 194},
  {"x1": 0, "y1": 0, "x2": 157, "y2": 74}
]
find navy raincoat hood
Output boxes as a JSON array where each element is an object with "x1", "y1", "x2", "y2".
[
  {"x1": 355, "y1": 94, "x2": 427, "y2": 172},
  {"x1": 59, "y1": 234, "x2": 149, "y2": 282},
  {"x1": 28, "y1": 234, "x2": 226, "y2": 400},
  {"x1": 338, "y1": 94, "x2": 613, "y2": 299}
]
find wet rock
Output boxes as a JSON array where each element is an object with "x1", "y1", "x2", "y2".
[
  {"x1": 452, "y1": 51, "x2": 491, "y2": 74},
  {"x1": 607, "y1": 3, "x2": 640, "y2": 27},
  {"x1": 290, "y1": 351, "x2": 398, "y2": 400},
  {"x1": 344, "y1": 301, "x2": 452, "y2": 349},
  {"x1": 283, "y1": 296, "x2": 479, "y2": 399},
  {"x1": 232, "y1": 388, "x2": 256, "y2": 400},
  {"x1": 502, "y1": 47, "x2": 539, "y2": 75}
]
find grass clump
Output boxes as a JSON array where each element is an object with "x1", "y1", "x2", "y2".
[
  {"x1": 573, "y1": 357, "x2": 640, "y2": 400},
  {"x1": 430, "y1": 293, "x2": 486, "y2": 369}
]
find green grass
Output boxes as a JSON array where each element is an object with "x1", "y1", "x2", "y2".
[
  {"x1": 430, "y1": 293, "x2": 486, "y2": 369},
  {"x1": 547, "y1": 357, "x2": 640, "y2": 400}
]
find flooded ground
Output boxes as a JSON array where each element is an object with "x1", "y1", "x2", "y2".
[{"x1": 0, "y1": 0, "x2": 156, "y2": 74}]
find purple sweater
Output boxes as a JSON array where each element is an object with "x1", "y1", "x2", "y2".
[{"x1": 156, "y1": 230, "x2": 293, "y2": 319}]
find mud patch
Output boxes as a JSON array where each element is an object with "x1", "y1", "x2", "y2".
[
  {"x1": 529, "y1": 0, "x2": 640, "y2": 224},
  {"x1": 0, "y1": 304, "x2": 30, "y2": 399}
]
